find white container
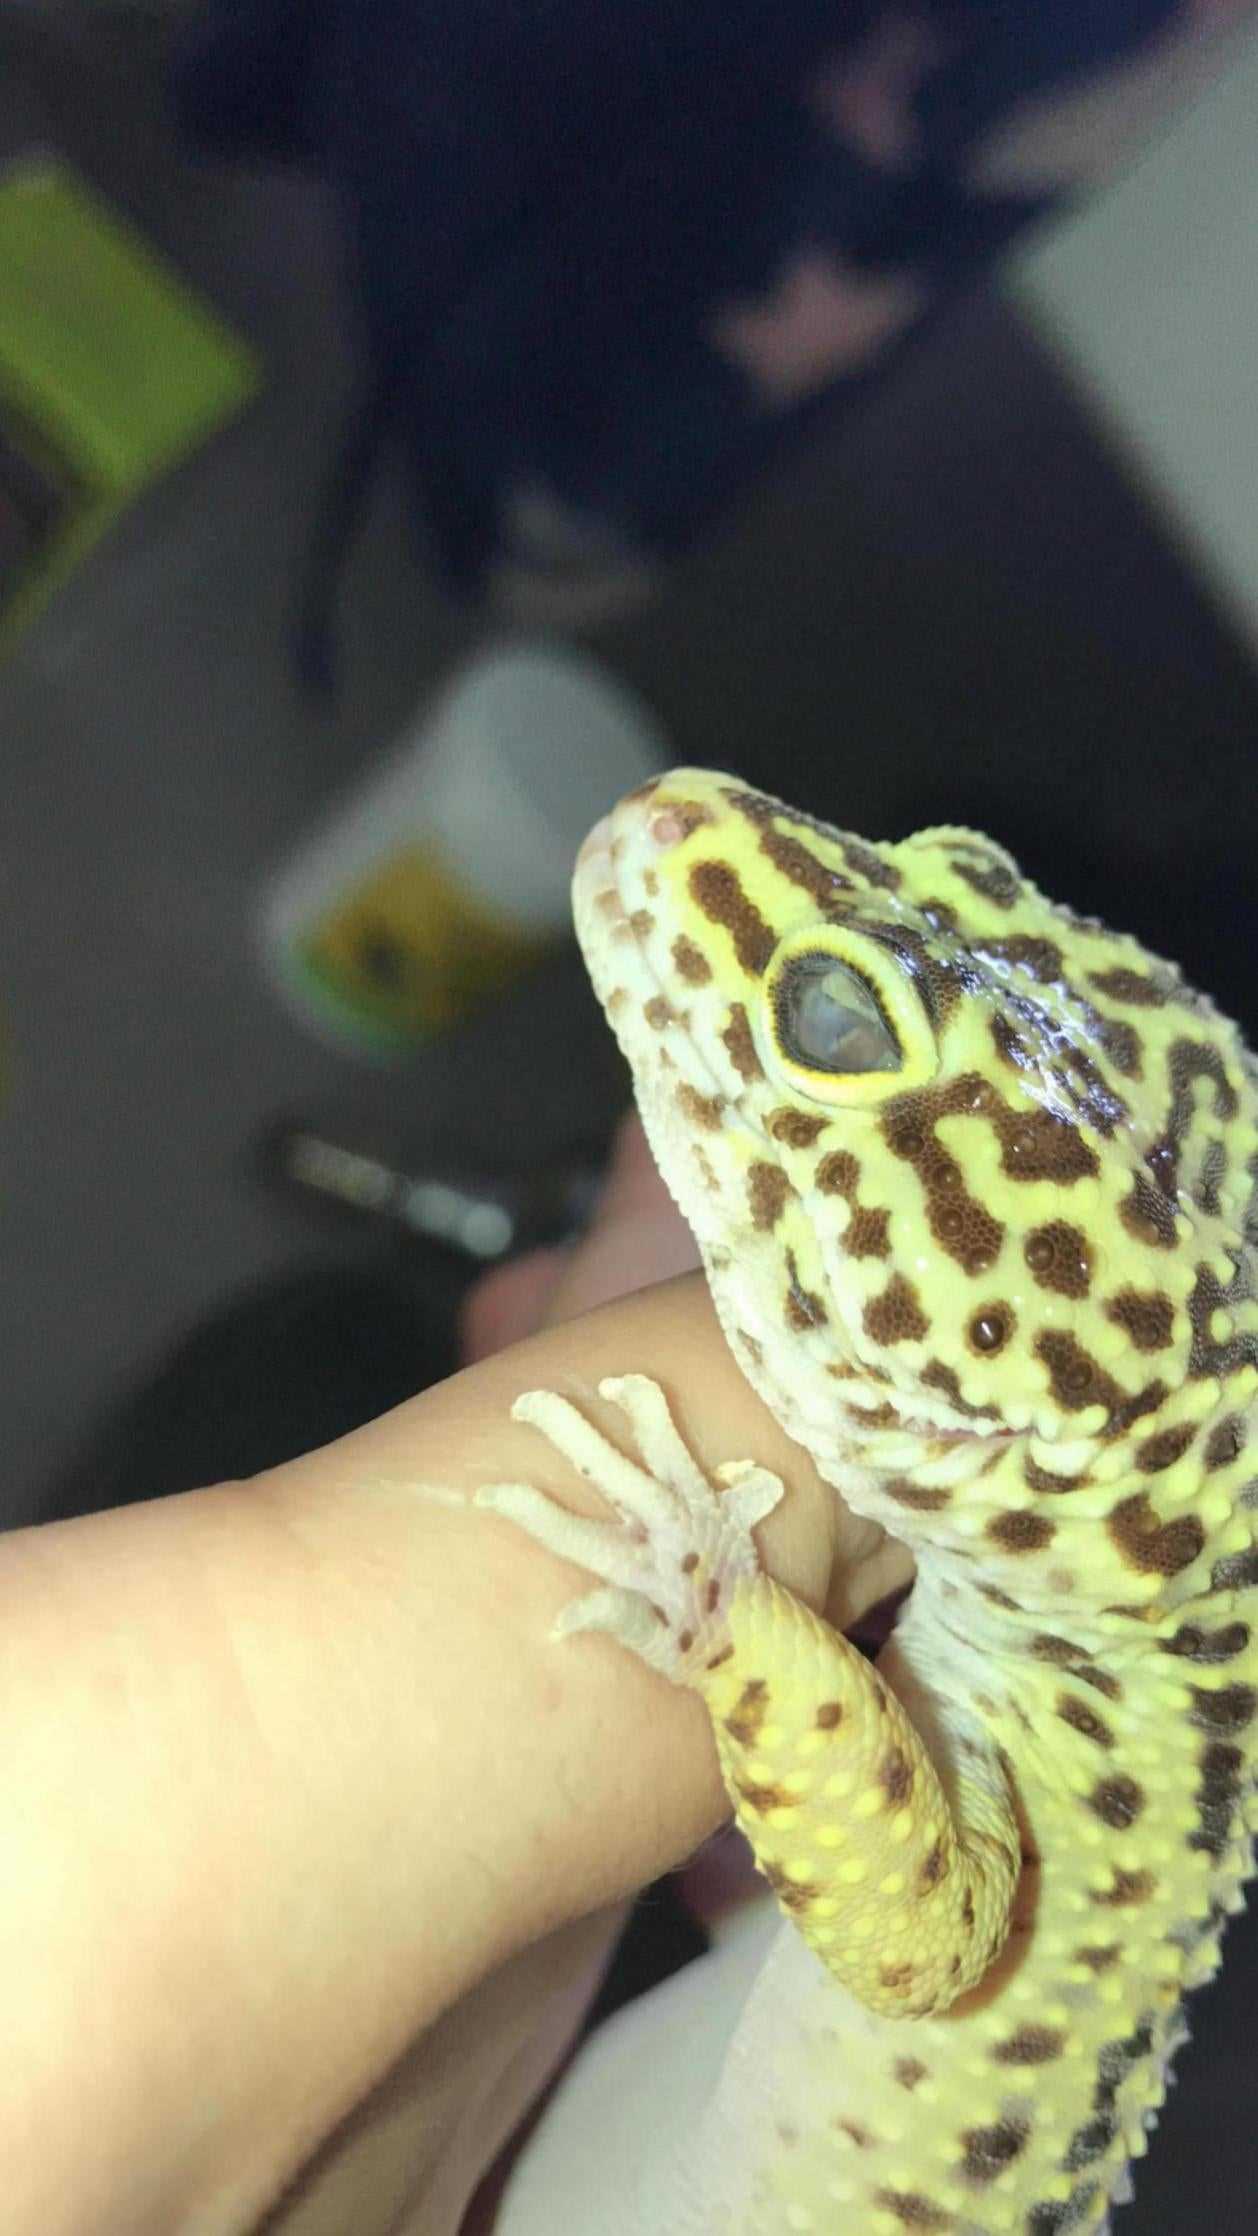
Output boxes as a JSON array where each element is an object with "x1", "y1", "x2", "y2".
[{"x1": 262, "y1": 644, "x2": 668, "y2": 1052}]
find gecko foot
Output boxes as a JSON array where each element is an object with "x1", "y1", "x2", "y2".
[{"x1": 476, "y1": 1374, "x2": 784, "y2": 1684}]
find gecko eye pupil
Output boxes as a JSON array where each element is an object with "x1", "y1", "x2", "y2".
[{"x1": 777, "y1": 955, "x2": 901, "y2": 1075}]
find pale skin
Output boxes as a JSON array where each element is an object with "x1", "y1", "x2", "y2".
[{"x1": 2, "y1": 1119, "x2": 910, "y2": 2236}]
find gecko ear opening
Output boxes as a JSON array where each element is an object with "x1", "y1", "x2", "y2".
[{"x1": 762, "y1": 929, "x2": 939, "y2": 1105}]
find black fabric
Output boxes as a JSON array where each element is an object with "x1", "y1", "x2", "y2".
[{"x1": 173, "y1": 0, "x2": 1186, "y2": 665}]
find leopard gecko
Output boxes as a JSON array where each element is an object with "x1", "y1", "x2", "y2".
[{"x1": 473, "y1": 768, "x2": 1258, "y2": 2234}]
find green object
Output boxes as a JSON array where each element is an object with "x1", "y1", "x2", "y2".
[{"x1": 0, "y1": 159, "x2": 260, "y2": 642}]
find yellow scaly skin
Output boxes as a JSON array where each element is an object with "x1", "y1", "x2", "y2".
[{"x1": 476, "y1": 769, "x2": 1258, "y2": 2234}]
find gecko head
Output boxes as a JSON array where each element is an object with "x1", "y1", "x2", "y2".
[{"x1": 574, "y1": 769, "x2": 1248, "y2": 1497}]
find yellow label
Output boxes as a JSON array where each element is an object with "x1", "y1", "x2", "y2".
[{"x1": 296, "y1": 841, "x2": 557, "y2": 1040}]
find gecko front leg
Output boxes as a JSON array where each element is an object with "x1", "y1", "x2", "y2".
[
  {"x1": 477, "y1": 1374, "x2": 784, "y2": 1680},
  {"x1": 476, "y1": 1377, "x2": 1020, "y2": 2018}
]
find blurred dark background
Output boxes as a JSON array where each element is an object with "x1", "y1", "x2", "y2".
[{"x1": 0, "y1": 8, "x2": 1255, "y2": 2231}]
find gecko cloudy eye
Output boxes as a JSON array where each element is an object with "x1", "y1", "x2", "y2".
[
  {"x1": 777, "y1": 955, "x2": 900, "y2": 1075},
  {"x1": 763, "y1": 928, "x2": 939, "y2": 1105}
]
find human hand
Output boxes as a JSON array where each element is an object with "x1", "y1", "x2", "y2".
[{"x1": 10, "y1": 1118, "x2": 909, "y2": 2236}]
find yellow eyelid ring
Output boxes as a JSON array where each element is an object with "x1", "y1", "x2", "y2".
[{"x1": 760, "y1": 925, "x2": 940, "y2": 1106}]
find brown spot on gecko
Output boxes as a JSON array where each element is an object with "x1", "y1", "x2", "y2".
[
  {"x1": 689, "y1": 859, "x2": 777, "y2": 975},
  {"x1": 1073, "y1": 1944, "x2": 1121, "y2": 1973},
  {"x1": 1119, "y1": 1172, "x2": 1180, "y2": 1248},
  {"x1": 969, "y1": 1303, "x2": 1014, "y2": 1354},
  {"x1": 841, "y1": 836, "x2": 901, "y2": 890},
  {"x1": 1205, "y1": 1414, "x2": 1247, "y2": 1469},
  {"x1": 1186, "y1": 1259, "x2": 1258, "y2": 1382},
  {"x1": 1108, "y1": 1493, "x2": 1204, "y2": 1576},
  {"x1": 918, "y1": 1839, "x2": 946, "y2": 1892},
  {"x1": 675, "y1": 1084, "x2": 725, "y2": 1132},
  {"x1": 993, "y1": 2025, "x2": 1066, "y2": 2065},
  {"x1": 1188, "y1": 1683, "x2": 1256, "y2": 1734},
  {"x1": 920, "y1": 897, "x2": 958, "y2": 933},
  {"x1": 747, "y1": 1162, "x2": 790, "y2": 1230},
  {"x1": 1189, "y1": 1740, "x2": 1243, "y2": 1858},
  {"x1": 815, "y1": 1149, "x2": 859, "y2": 1195},
  {"x1": 874, "y1": 2192, "x2": 952, "y2": 2232},
  {"x1": 652, "y1": 795, "x2": 712, "y2": 836},
  {"x1": 1136, "y1": 1422, "x2": 1196, "y2": 1473},
  {"x1": 1029, "y1": 1633, "x2": 1093, "y2": 1666},
  {"x1": 1211, "y1": 1547, "x2": 1258, "y2": 1593},
  {"x1": 768, "y1": 1107, "x2": 829, "y2": 1149},
  {"x1": 845, "y1": 1399, "x2": 903, "y2": 1429},
  {"x1": 987, "y1": 1510, "x2": 1055, "y2": 1553},
  {"x1": 735, "y1": 1777, "x2": 799, "y2": 1814},
  {"x1": 761, "y1": 1861, "x2": 819, "y2": 1913},
  {"x1": 991, "y1": 1012, "x2": 1030, "y2": 1073},
  {"x1": 1105, "y1": 1289, "x2": 1176, "y2": 1351},
  {"x1": 847, "y1": 1205, "x2": 892, "y2": 1258},
  {"x1": 1160, "y1": 1621, "x2": 1250, "y2": 1665},
  {"x1": 758, "y1": 823, "x2": 856, "y2": 907},
  {"x1": 1087, "y1": 1776, "x2": 1145, "y2": 1831},
  {"x1": 878, "y1": 1961, "x2": 916, "y2": 1993},
  {"x1": 836, "y1": 2119, "x2": 876, "y2": 2150},
  {"x1": 960, "y1": 2116, "x2": 1031, "y2": 2184},
  {"x1": 1056, "y1": 1694, "x2": 1114, "y2": 1749},
  {"x1": 1095, "y1": 1016, "x2": 1143, "y2": 1077},
  {"x1": 1027, "y1": 2190, "x2": 1100, "y2": 2234},
  {"x1": 671, "y1": 934, "x2": 712, "y2": 985},
  {"x1": 1035, "y1": 1331, "x2": 1164, "y2": 1429},
  {"x1": 1023, "y1": 1457, "x2": 1091, "y2": 1496},
  {"x1": 1024, "y1": 1222, "x2": 1092, "y2": 1298},
  {"x1": 992, "y1": 1106, "x2": 1099, "y2": 1185},
  {"x1": 723, "y1": 1678, "x2": 769, "y2": 1748},
  {"x1": 879, "y1": 1747, "x2": 913, "y2": 1806},
  {"x1": 1089, "y1": 965, "x2": 1170, "y2": 1006},
  {"x1": 893, "y1": 2058, "x2": 929, "y2": 2092},
  {"x1": 978, "y1": 934, "x2": 1065, "y2": 983},
  {"x1": 1090, "y1": 1866, "x2": 1157, "y2": 1908},
  {"x1": 815, "y1": 1700, "x2": 844, "y2": 1730},
  {"x1": 1094, "y1": 2019, "x2": 1155, "y2": 2109},
  {"x1": 1030, "y1": 1643, "x2": 1120, "y2": 1698},
  {"x1": 886, "y1": 1479, "x2": 952, "y2": 1513},
  {"x1": 921, "y1": 1357, "x2": 1003, "y2": 1420},
  {"x1": 882, "y1": 1082, "x2": 1009, "y2": 1273},
  {"x1": 720, "y1": 1002, "x2": 763, "y2": 1080},
  {"x1": 1063, "y1": 2114, "x2": 1118, "y2": 2172},
  {"x1": 864, "y1": 1274, "x2": 930, "y2": 1346}
]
